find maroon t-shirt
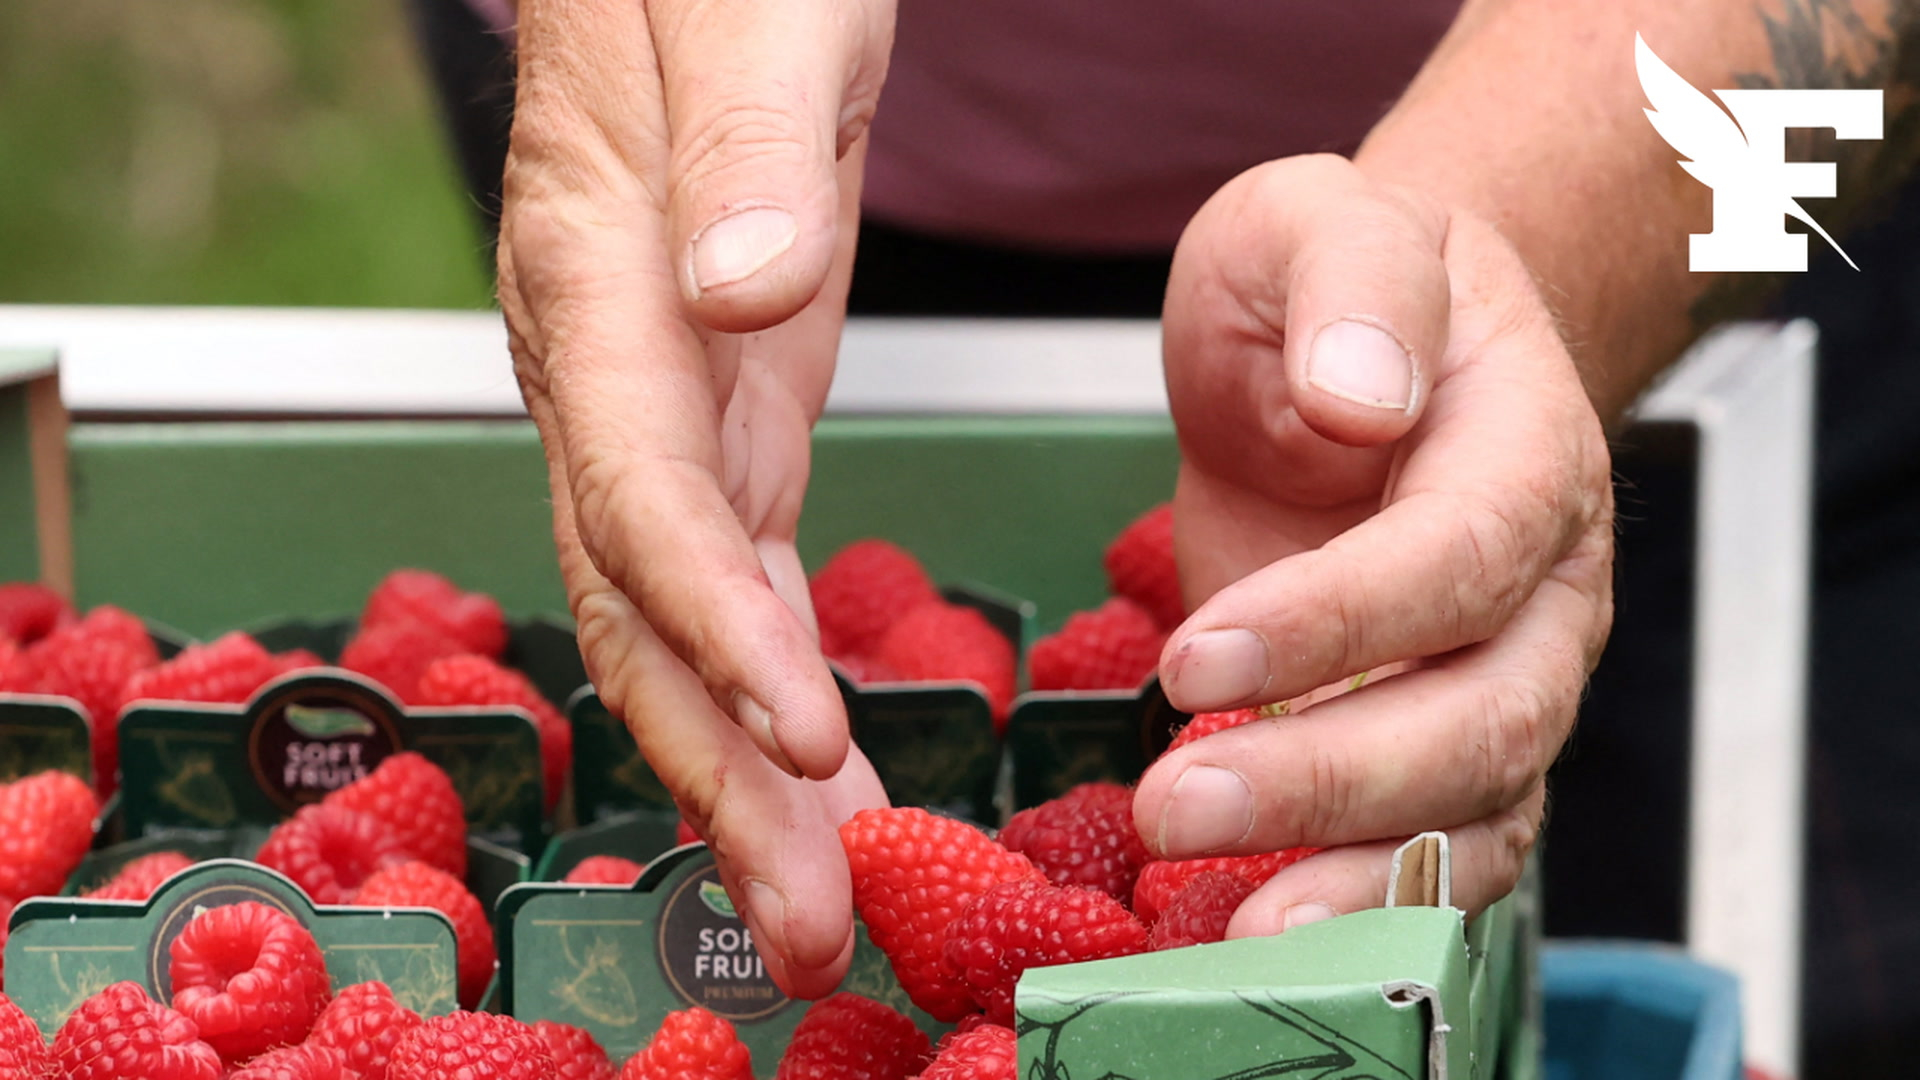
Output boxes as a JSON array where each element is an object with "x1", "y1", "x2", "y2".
[{"x1": 472, "y1": 1, "x2": 1463, "y2": 252}]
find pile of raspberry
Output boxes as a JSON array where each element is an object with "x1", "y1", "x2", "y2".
[
  {"x1": 1025, "y1": 502, "x2": 1186, "y2": 694},
  {"x1": 0, "y1": 896, "x2": 627, "y2": 1080},
  {"x1": 0, "y1": 570, "x2": 572, "y2": 811}
]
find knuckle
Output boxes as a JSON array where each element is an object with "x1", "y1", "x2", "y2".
[
  {"x1": 1448, "y1": 489, "x2": 1536, "y2": 641},
  {"x1": 574, "y1": 590, "x2": 643, "y2": 719},
  {"x1": 566, "y1": 452, "x2": 642, "y2": 592},
  {"x1": 671, "y1": 102, "x2": 817, "y2": 201},
  {"x1": 1475, "y1": 674, "x2": 1561, "y2": 814},
  {"x1": 1292, "y1": 732, "x2": 1359, "y2": 844}
]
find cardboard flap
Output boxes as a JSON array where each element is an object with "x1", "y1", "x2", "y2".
[{"x1": 1388, "y1": 832, "x2": 1452, "y2": 909}]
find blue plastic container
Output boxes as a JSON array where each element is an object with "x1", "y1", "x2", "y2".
[{"x1": 1541, "y1": 942, "x2": 1744, "y2": 1080}]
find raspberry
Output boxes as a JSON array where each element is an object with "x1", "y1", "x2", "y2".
[
  {"x1": 1132, "y1": 848, "x2": 1319, "y2": 924},
  {"x1": 562, "y1": 856, "x2": 643, "y2": 886},
  {"x1": 0, "y1": 770, "x2": 100, "y2": 904},
  {"x1": 0, "y1": 584, "x2": 72, "y2": 646},
  {"x1": 998, "y1": 782, "x2": 1151, "y2": 904},
  {"x1": 944, "y1": 878, "x2": 1147, "y2": 1025},
  {"x1": 269, "y1": 650, "x2": 326, "y2": 678},
  {"x1": 0, "y1": 637, "x2": 16, "y2": 681},
  {"x1": 362, "y1": 570, "x2": 508, "y2": 659},
  {"x1": 874, "y1": 603, "x2": 1015, "y2": 727},
  {"x1": 254, "y1": 804, "x2": 408, "y2": 904},
  {"x1": 918, "y1": 1024, "x2": 1016, "y2": 1080},
  {"x1": 775, "y1": 993, "x2": 929, "y2": 1080},
  {"x1": 229, "y1": 1043, "x2": 353, "y2": 1080},
  {"x1": 167, "y1": 901, "x2": 331, "y2": 1064},
  {"x1": 617, "y1": 1007, "x2": 752, "y2": 1080},
  {"x1": 323, "y1": 752, "x2": 468, "y2": 879},
  {"x1": 1164, "y1": 707, "x2": 1263, "y2": 755},
  {"x1": 809, "y1": 540, "x2": 940, "y2": 659},
  {"x1": 1105, "y1": 504, "x2": 1183, "y2": 630},
  {"x1": 413, "y1": 654, "x2": 571, "y2": 813},
  {"x1": 53, "y1": 981, "x2": 221, "y2": 1080},
  {"x1": 338, "y1": 621, "x2": 465, "y2": 704},
  {"x1": 1148, "y1": 870, "x2": 1257, "y2": 950},
  {"x1": 6, "y1": 612, "x2": 159, "y2": 796},
  {"x1": 84, "y1": 850, "x2": 195, "y2": 902},
  {"x1": 119, "y1": 632, "x2": 280, "y2": 713},
  {"x1": 352, "y1": 861, "x2": 496, "y2": 1009},
  {"x1": 307, "y1": 981, "x2": 422, "y2": 1080},
  {"x1": 534, "y1": 1020, "x2": 616, "y2": 1080},
  {"x1": 0, "y1": 991, "x2": 56, "y2": 1079},
  {"x1": 0, "y1": 899, "x2": 12, "y2": 989},
  {"x1": 839, "y1": 807, "x2": 1039, "y2": 1021},
  {"x1": 386, "y1": 1011, "x2": 555, "y2": 1080},
  {"x1": 1026, "y1": 598, "x2": 1166, "y2": 692}
]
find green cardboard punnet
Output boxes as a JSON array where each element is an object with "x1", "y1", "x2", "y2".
[
  {"x1": 0, "y1": 619, "x2": 190, "y2": 788},
  {"x1": 568, "y1": 584, "x2": 1028, "y2": 828},
  {"x1": 5, "y1": 860, "x2": 459, "y2": 1036},
  {"x1": 1004, "y1": 677, "x2": 1191, "y2": 810},
  {"x1": 497, "y1": 846, "x2": 940, "y2": 1064}
]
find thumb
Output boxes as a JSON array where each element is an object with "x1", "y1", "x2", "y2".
[
  {"x1": 652, "y1": 0, "x2": 891, "y2": 333},
  {"x1": 1174, "y1": 154, "x2": 1451, "y2": 450}
]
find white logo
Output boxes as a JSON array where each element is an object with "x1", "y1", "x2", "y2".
[{"x1": 1636, "y1": 33, "x2": 1882, "y2": 272}]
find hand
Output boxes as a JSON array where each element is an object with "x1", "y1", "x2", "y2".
[
  {"x1": 1134, "y1": 154, "x2": 1615, "y2": 930},
  {"x1": 495, "y1": 0, "x2": 895, "y2": 996}
]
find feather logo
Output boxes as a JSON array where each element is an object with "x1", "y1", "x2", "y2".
[{"x1": 1637, "y1": 33, "x2": 1880, "y2": 272}]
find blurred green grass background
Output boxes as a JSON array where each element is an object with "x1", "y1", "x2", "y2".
[{"x1": 0, "y1": 0, "x2": 493, "y2": 308}]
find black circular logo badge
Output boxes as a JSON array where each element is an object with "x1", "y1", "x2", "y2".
[
  {"x1": 656, "y1": 865, "x2": 791, "y2": 1022},
  {"x1": 146, "y1": 878, "x2": 311, "y2": 1004},
  {"x1": 247, "y1": 675, "x2": 405, "y2": 812}
]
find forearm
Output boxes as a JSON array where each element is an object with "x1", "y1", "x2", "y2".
[{"x1": 1356, "y1": 0, "x2": 1920, "y2": 423}]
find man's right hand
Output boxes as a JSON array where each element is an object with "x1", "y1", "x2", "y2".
[{"x1": 495, "y1": 0, "x2": 896, "y2": 998}]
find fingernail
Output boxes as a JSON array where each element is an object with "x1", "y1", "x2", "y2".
[
  {"x1": 733, "y1": 692, "x2": 800, "y2": 777},
  {"x1": 1168, "y1": 628, "x2": 1269, "y2": 709},
  {"x1": 1307, "y1": 320, "x2": 1414, "y2": 411},
  {"x1": 1283, "y1": 901, "x2": 1338, "y2": 930},
  {"x1": 1158, "y1": 765, "x2": 1254, "y2": 855},
  {"x1": 742, "y1": 878, "x2": 789, "y2": 957},
  {"x1": 690, "y1": 207, "x2": 797, "y2": 295}
]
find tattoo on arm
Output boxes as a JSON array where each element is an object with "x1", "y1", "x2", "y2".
[{"x1": 1689, "y1": 0, "x2": 1920, "y2": 331}]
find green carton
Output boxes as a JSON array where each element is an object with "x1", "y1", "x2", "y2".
[{"x1": 5, "y1": 860, "x2": 460, "y2": 1036}]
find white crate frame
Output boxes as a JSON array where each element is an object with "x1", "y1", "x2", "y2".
[{"x1": 0, "y1": 305, "x2": 1814, "y2": 1074}]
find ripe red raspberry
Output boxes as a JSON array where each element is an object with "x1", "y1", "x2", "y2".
[
  {"x1": 0, "y1": 990, "x2": 56, "y2": 1079},
  {"x1": 998, "y1": 782, "x2": 1151, "y2": 904},
  {"x1": 874, "y1": 602, "x2": 1015, "y2": 727},
  {"x1": 1164, "y1": 707, "x2": 1263, "y2": 755},
  {"x1": 534, "y1": 1019, "x2": 616, "y2": 1080},
  {"x1": 254, "y1": 804, "x2": 408, "y2": 904},
  {"x1": 413, "y1": 654, "x2": 571, "y2": 813},
  {"x1": 1026, "y1": 598, "x2": 1166, "y2": 692},
  {"x1": 269, "y1": 649, "x2": 326, "y2": 678},
  {"x1": 307, "y1": 981, "x2": 422, "y2": 1080},
  {"x1": 0, "y1": 583, "x2": 73, "y2": 646},
  {"x1": 352, "y1": 861, "x2": 495, "y2": 1009},
  {"x1": 229, "y1": 1043, "x2": 353, "y2": 1080},
  {"x1": 362, "y1": 570, "x2": 508, "y2": 659},
  {"x1": 945, "y1": 878, "x2": 1148, "y2": 1024},
  {"x1": 919, "y1": 1024, "x2": 1015, "y2": 1080},
  {"x1": 1147, "y1": 870, "x2": 1257, "y2": 950},
  {"x1": 53, "y1": 981, "x2": 221, "y2": 1080},
  {"x1": 1132, "y1": 848, "x2": 1319, "y2": 924},
  {"x1": 838, "y1": 807, "x2": 1039, "y2": 1021},
  {"x1": 617, "y1": 1007, "x2": 752, "y2": 1080},
  {"x1": 0, "y1": 637, "x2": 17, "y2": 681},
  {"x1": 0, "y1": 769, "x2": 100, "y2": 904},
  {"x1": 1104, "y1": 504, "x2": 1183, "y2": 630},
  {"x1": 84, "y1": 850, "x2": 195, "y2": 902},
  {"x1": 118, "y1": 632, "x2": 280, "y2": 713},
  {"x1": 6, "y1": 610, "x2": 160, "y2": 796},
  {"x1": 386, "y1": 1011, "x2": 555, "y2": 1080},
  {"x1": 775, "y1": 993, "x2": 929, "y2": 1080},
  {"x1": 167, "y1": 901, "x2": 332, "y2": 1064},
  {"x1": 809, "y1": 540, "x2": 940, "y2": 659},
  {"x1": 562, "y1": 855, "x2": 643, "y2": 886},
  {"x1": 338, "y1": 620, "x2": 465, "y2": 703},
  {"x1": 323, "y1": 752, "x2": 468, "y2": 879}
]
